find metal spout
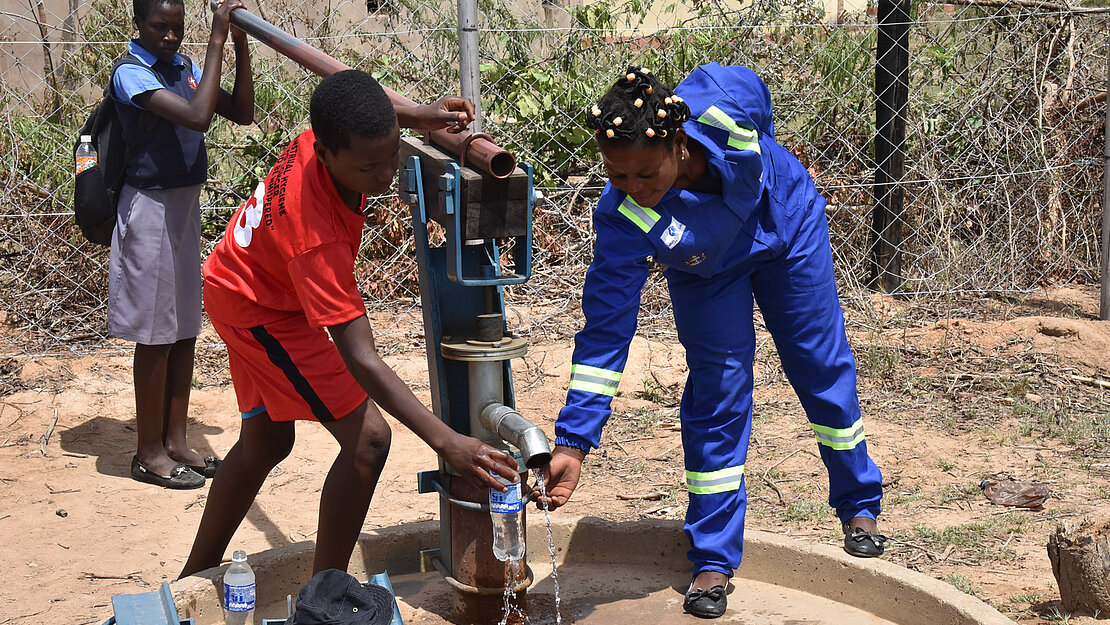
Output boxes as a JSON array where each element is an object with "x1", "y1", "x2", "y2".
[{"x1": 480, "y1": 403, "x2": 552, "y2": 469}]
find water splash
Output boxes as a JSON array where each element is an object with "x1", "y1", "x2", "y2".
[
  {"x1": 534, "y1": 468, "x2": 563, "y2": 625},
  {"x1": 498, "y1": 557, "x2": 528, "y2": 625}
]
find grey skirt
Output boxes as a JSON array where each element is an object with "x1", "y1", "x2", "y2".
[{"x1": 108, "y1": 183, "x2": 203, "y2": 345}]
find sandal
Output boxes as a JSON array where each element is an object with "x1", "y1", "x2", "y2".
[
  {"x1": 131, "y1": 456, "x2": 205, "y2": 490},
  {"x1": 683, "y1": 584, "x2": 727, "y2": 618},
  {"x1": 187, "y1": 456, "x2": 221, "y2": 479},
  {"x1": 843, "y1": 526, "x2": 887, "y2": 558}
]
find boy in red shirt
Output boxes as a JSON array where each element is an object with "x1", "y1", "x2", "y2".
[{"x1": 180, "y1": 70, "x2": 519, "y2": 576}]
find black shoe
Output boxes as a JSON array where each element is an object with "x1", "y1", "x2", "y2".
[
  {"x1": 684, "y1": 584, "x2": 727, "y2": 618},
  {"x1": 131, "y1": 456, "x2": 205, "y2": 489},
  {"x1": 187, "y1": 456, "x2": 221, "y2": 478},
  {"x1": 843, "y1": 526, "x2": 887, "y2": 557}
]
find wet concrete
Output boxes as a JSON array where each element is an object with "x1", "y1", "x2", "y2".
[
  {"x1": 392, "y1": 564, "x2": 901, "y2": 624},
  {"x1": 175, "y1": 516, "x2": 1016, "y2": 625}
]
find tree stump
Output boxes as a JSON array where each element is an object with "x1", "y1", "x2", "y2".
[{"x1": 1047, "y1": 516, "x2": 1110, "y2": 614}]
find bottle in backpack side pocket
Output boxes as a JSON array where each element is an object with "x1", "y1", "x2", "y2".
[{"x1": 75, "y1": 135, "x2": 97, "y2": 175}]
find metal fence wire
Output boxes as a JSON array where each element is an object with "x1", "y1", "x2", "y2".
[{"x1": 1, "y1": 0, "x2": 1107, "y2": 357}]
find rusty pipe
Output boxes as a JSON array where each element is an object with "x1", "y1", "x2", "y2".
[{"x1": 217, "y1": 3, "x2": 517, "y2": 178}]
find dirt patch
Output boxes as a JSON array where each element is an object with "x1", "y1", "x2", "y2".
[{"x1": 2, "y1": 286, "x2": 1109, "y2": 624}]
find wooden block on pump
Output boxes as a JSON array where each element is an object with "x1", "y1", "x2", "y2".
[{"x1": 400, "y1": 137, "x2": 529, "y2": 240}]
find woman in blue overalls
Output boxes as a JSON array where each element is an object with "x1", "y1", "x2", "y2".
[{"x1": 531, "y1": 64, "x2": 885, "y2": 619}]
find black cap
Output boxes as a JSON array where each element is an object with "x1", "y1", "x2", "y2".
[{"x1": 285, "y1": 569, "x2": 395, "y2": 625}]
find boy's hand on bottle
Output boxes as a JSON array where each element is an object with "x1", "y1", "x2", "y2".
[
  {"x1": 408, "y1": 96, "x2": 475, "y2": 133},
  {"x1": 441, "y1": 433, "x2": 518, "y2": 490}
]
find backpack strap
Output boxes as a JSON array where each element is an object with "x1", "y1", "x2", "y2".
[{"x1": 105, "y1": 53, "x2": 144, "y2": 100}]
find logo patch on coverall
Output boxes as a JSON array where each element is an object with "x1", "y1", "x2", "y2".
[
  {"x1": 685, "y1": 252, "x2": 706, "y2": 266},
  {"x1": 661, "y1": 217, "x2": 685, "y2": 249}
]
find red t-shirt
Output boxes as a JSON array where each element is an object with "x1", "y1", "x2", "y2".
[{"x1": 203, "y1": 129, "x2": 368, "y2": 329}]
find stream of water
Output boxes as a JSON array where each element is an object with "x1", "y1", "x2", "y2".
[
  {"x1": 496, "y1": 468, "x2": 565, "y2": 624},
  {"x1": 534, "y1": 468, "x2": 563, "y2": 625}
]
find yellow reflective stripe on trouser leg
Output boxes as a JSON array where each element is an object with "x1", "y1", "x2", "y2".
[
  {"x1": 812, "y1": 420, "x2": 865, "y2": 450},
  {"x1": 697, "y1": 105, "x2": 761, "y2": 153},
  {"x1": 617, "y1": 197, "x2": 661, "y2": 233},
  {"x1": 569, "y1": 364, "x2": 622, "y2": 397},
  {"x1": 686, "y1": 464, "x2": 745, "y2": 495}
]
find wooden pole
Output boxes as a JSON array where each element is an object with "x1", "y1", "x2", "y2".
[
  {"x1": 870, "y1": 0, "x2": 910, "y2": 292},
  {"x1": 1101, "y1": 25, "x2": 1110, "y2": 320}
]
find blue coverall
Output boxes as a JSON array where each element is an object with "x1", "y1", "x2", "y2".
[{"x1": 554, "y1": 63, "x2": 884, "y2": 578}]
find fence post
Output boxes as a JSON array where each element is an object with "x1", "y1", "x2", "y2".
[
  {"x1": 870, "y1": 0, "x2": 910, "y2": 293},
  {"x1": 1102, "y1": 26, "x2": 1110, "y2": 319},
  {"x1": 458, "y1": 0, "x2": 483, "y2": 133}
]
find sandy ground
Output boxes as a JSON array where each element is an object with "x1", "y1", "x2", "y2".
[{"x1": 2, "y1": 285, "x2": 1110, "y2": 625}]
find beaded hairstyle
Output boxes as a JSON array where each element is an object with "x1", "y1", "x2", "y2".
[{"x1": 585, "y1": 66, "x2": 691, "y2": 146}]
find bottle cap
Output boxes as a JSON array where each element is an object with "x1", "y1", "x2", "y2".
[
  {"x1": 232, "y1": 550, "x2": 247, "y2": 562},
  {"x1": 80, "y1": 134, "x2": 92, "y2": 142}
]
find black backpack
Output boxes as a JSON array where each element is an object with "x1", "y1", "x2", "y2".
[{"x1": 72, "y1": 55, "x2": 147, "y2": 246}]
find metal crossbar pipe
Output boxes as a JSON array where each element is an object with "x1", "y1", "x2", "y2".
[{"x1": 215, "y1": 1, "x2": 514, "y2": 178}]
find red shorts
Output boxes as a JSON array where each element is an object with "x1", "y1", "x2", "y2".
[{"x1": 211, "y1": 314, "x2": 368, "y2": 422}]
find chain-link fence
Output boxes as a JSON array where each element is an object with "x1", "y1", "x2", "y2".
[{"x1": 1, "y1": 0, "x2": 1107, "y2": 357}]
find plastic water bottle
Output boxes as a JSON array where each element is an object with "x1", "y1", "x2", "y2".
[
  {"x1": 75, "y1": 135, "x2": 97, "y2": 175},
  {"x1": 223, "y1": 550, "x2": 255, "y2": 625},
  {"x1": 489, "y1": 476, "x2": 525, "y2": 561}
]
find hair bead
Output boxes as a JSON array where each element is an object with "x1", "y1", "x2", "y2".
[
  {"x1": 606, "y1": 129, "x2": 615, "y2": 138},
  {"x1": 664, "y1": 96, "x2": 672, "y2": 105},
  {"x1": 645, "y1": 128, "x2": 656, "y2": 138},
  {"x1": 645, "y1": 86, "x2": 653, "y2": 95},
  {"x1": 634, "y1": 98, "x2": 643, "y2": 108},
  {"x1": 591, "y1": 105, "x2": 601, "y2": 116},
  {"x1": 641, "y1": 67, "x2": 651, "y2": 74},
  {"x1": 657, "y1": 109, "x2": 667, "y2": 118},
  {"x1": 613, "y1": 117, "x2": 622, "y2": 126},
  {"x1": 626, "y1": 72, "x2": 636, "y2": 81}
]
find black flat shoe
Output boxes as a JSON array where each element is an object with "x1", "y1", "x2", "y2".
[
  {"x1": 843, "y1": 526, "x2": 887, "y2": 557},
  {"x1": 187, "y1": 456, "x2": 221, "y2": 478},
  {"x1": 131, "y1": 456, "x2": 205, "y2": 489},
  {"x1": 684, "y1": 584, "x2": 727, "y2": 618}
]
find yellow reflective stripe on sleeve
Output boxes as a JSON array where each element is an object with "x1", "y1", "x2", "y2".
[
  {"x1": 811, "y1": 420, "x2": 865, "y2": 450},
  {"x1": 686, "y1": 464, "x2": 745, "y2": 495},
  {"x1": 617, "y1": 197, "x2": 661, "y2": 233},
  {"x1": 697, "y1": 105, "x2": 761, "y2": 154},
  {"x1": 569, "y1": 364, "x2": 622, "y2": 397}
]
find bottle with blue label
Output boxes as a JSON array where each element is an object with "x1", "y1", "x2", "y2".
[
  {"x1": 489, "y1": 475, "x2": 525, "y2": 561},
  {"x1": 223, "y1": 549, "x2": 255, "y2": 625}
]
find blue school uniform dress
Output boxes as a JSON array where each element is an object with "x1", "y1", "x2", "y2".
[
  {"x1": 107, "y1": 40, "x2": 207, "y2": 345},
  {"x1": 556, "y1": 63, "x2": 884, "y2": 577}
]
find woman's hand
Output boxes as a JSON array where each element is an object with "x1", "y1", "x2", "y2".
[
  {"x1": 530, "y1": 446, "x2": 585, "y2": 510},
  {"x1": 398, "y1": 96, "x2": 475, "y2": 133},
  {"x1": 438, "y1": 432, "x2": 520, "y2": 490}
]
